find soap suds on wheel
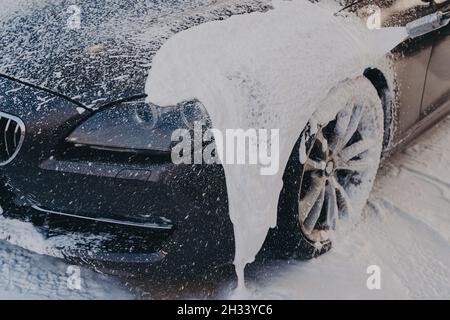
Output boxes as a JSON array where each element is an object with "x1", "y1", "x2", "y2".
[{"x1": 145, "y1": 0, "x2": 408, "y2": 287}]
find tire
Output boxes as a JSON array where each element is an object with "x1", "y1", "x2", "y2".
[{"x1": 260, "y1": 77, "x2": 384, "y2": 260}]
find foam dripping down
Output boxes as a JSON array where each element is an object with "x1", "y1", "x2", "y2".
[{"x1": 145, "y1": 0, "x2": 408, "y2": 290}]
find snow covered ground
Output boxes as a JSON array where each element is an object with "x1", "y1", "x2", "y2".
[
  {"x1": 0, "y1": 241, "x2": 133, "y2": 299},
  {"x1": 0, "y1": 115, "x2": 449, "y2": 299}
]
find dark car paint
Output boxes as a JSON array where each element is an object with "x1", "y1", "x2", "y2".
[
  {"x1": 422, "y1": 26, "x2": 450, "y2": 115},
  {"x1": 0, "y1": 0, "x2": 272, "y2": 109},
  {"x1": 0, "y1": 0, "x2": 274, "y2": 271},
  {"x1": 0, "y1": 75, "x2": 235, "y2": 272},
  {"x1": 1, "y1": 0, "x2": 450, "y2": 272}
]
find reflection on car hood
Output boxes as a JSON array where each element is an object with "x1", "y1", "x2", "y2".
[{"x1": 0, "y1": 0, "x2": 271, "y2": 109}]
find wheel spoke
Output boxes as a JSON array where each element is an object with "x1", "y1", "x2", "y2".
[
  {"x1": 303, "y1": 187, "x2": 325, "y2": 233},
  {"x1": 304, "y1": 158, "x2": 326, "y2": 172},
  {"x1": 314, "y1": 129, "x2": 329, "y2": 154},
  {"x1": 336, "y1": 159, "x2": 371, "y2": 172},
  {"x1": 330, "y1": 177, "x2": 353, "y2": 218},
  {"x1": 330, "y1": 109, "x2": 351, "y2": 151},
  {"x1": 340, "y1": 138, "x2": 375, "y2": 162},
  {"x1": 340, "y1": 104, "x2": 364, "y2": 150},
  {"x1": 325, "y1": 183, "x2": 338, "y2": 229},
  {"x1": 321, "y1": 136, "x2": 329, "y2": 153},
  {"x1": 299, "y1": 173, "x2": 326, "y2": 223}
]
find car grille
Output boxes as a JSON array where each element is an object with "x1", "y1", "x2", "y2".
[{"x1": 0, "y1": 112, "x2": 25, "y2": 166}]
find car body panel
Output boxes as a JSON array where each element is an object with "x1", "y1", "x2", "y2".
[
  {"x1": 0, "y1": 76, "x2": 235, "y2": 269},
  {"x1": 422, "y1": 28, "x2": 450, "y2": 115},
  {"x1": 1, "y1": 0, "x2": 450, "y2": 269},
  {"x1": 392, "y1": 39, "x2": 433, "y2": 138}
]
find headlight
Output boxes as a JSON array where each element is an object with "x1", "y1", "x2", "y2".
[{"x1": 66, "y1": 99, "x2": 209, "y2": 153}]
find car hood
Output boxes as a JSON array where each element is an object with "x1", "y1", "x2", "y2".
[{"x1": 0, "y1": 0, "x2": 271, "y2": 109}]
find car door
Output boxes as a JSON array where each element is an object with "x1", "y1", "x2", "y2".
[
  {"x1": 420, "y1": 1, "x2": 450, "y2": 116},
  {"x1": 386, "y1": 1, "x2": 437, "y2": 138}
]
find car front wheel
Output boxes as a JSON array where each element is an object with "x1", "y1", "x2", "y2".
[{"x1": 264, "y1": 77, "x2": 385, "y2": 260}]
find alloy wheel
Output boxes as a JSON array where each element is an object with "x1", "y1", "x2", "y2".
[{"x1": 298, "y1": 102, "x2": 381, "y2": 242}]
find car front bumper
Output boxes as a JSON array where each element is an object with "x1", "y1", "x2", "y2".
[{"x1": 0, "y1": 75, "x2": 235, "y2": 274}]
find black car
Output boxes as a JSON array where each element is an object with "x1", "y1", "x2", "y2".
[{"x1": 1, "y1": 0, "x2": 450, "y2": 277}]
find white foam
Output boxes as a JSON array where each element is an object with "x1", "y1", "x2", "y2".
[{"x1": 145, "y1": 0, "x2": 407, "y2": 286}]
